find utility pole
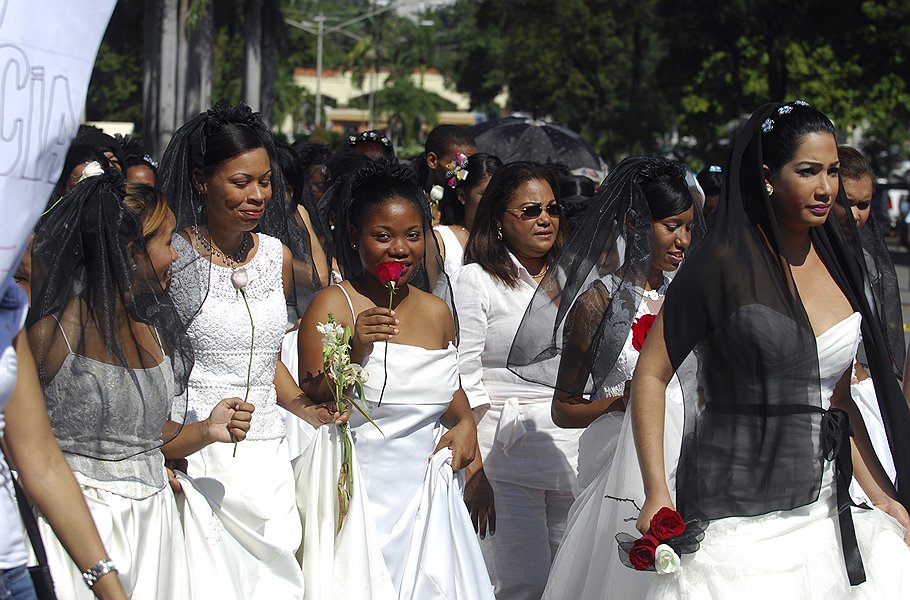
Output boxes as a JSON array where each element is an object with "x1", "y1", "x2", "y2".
[
  {"x1": 315, "y1": 14, "x2": 324, "y2": 127},
  {"x1": 285, "y1": 2, "x2": 396, "y2": 131}
]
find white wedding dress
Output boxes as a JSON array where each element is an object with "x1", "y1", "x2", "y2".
[
  {"x1": 296, "y1": 285, "x2": 494, "y2": 599},
  {"x1": 543, "y1": 289, "x2": 686, "y2": 600},
  {"x1": 37, "y1": 327, "x2": 189, "y2": 599},
  {"x1": 648, "y1": 313, "x2": 910, "y2": 599},
  {"x1": 170, "y1": 233, "x2": 304, "y2": 599}
]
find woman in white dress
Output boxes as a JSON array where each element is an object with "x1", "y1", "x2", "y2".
[
  {"x1": 3, "y1": 274, "x2": 128, "y2": 599},
  {"x1": 633, "y1": 101, "x2": 910, "y2": 599},
  {"x1": 297, "y1": 158, "x2": 494, "y2": 599},
  {"x1": 507, "y1": 157, "x2": 700, "y2": 599},
  {"x1": 451, "y1": 161, "x2": 577, "y2": 599},
  {"x1": 27, "y1": 173, "x2": 254, "y2": 598},
  {"x1": 159, "y1": 102, "x2": 341, "y2": 599}
]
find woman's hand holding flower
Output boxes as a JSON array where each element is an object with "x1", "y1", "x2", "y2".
[
  {"x1": 206, "y1": 397, "x2": 255, "y2": 443},
  {"x1": 636, "y1": 491, "x2": 676, "y2": 536},
  {"x1": 301, "y1": 399, "x2": 349, "y2": 429},
  {"x1": 350, "y1": 307, "x2": 399, "y2": 363}
]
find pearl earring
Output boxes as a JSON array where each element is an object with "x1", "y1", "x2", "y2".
[{"x1": 765, "y1": 182, "x2": 774, "y2": 195}]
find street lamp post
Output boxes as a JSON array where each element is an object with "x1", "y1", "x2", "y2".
[
  {"x1": 314, "y1": 14, "x2": 324, "y2": 127},
  {"x1": 285, "y1": 2, "x2": 397, "y2": 131}
]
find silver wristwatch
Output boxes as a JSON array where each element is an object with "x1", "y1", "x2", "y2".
[{"x1": 82, "y1": 558, "x2": 117, "y2": 589}]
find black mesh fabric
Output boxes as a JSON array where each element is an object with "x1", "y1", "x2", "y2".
[
  {"x1": 27, "y1": 170, "x2": 193, "y2": 460},
  {"x1": 157, "y1": 102, "x2": 321, "y2": 324},
  {"x1": 507, "y1": 156, "x2": 704, "y2": 398},
  {"x1": 660, "y1": 102, "x2": 910, "y2": 584}
]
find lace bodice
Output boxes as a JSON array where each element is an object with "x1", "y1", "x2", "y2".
[
  {"x1": 170, "y1": 233, "x2": 288, "y2": 441},
  {"x1": 597, "y1": 275, "x2": 667, "y2": 398},
  {"x1": 43, "y1": 350, "x2": 173, "y2": 499}
]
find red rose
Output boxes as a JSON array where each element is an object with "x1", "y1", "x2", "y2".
[
  {"x1": 375, "y1": 262, "x2": 405, "y2": 288},
  {"x1": 631, "y1": 313, "x2": 657, "y2": 352},
  {"x1": 649, "y1": 507, "x2": 686, "y2": 540},
  {"x1": 628, "y1": 534, "x2": 659, "y2": 570}
]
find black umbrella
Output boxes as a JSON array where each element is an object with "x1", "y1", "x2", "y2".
[{"x1": 468, "y1": 116, "x2": 603, "y2": 171}]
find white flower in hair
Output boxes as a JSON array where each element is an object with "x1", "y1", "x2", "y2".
[
  {"x1": 761, "y1": 118, "x2": 775, "y2": 133},
  {"x1": 430, "y1": 185, "x2": 445, "y2": 203},
  {"x1": 79, "y1": 161, "x2": 105, "y2": 182},
  {"x1": 654, "y1": 544, "x2": 681, "y2": 574},
  {"x1": 778, "y1": 105, "x2": 793, "y2": 115}
]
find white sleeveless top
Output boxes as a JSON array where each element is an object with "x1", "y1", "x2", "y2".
[{"x1": 170, "y1": 233, "x2": 289, "y2": 441}]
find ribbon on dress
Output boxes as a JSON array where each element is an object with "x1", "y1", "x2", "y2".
[
  {"x1": 820, "y1": 407, "x2": 866, "y2": 586},
  {"x1": 703, "y1": 402, "x2": 867, "y2": 586},
  {"x1": 494, "y1": 398, "x2": 527, "y2": 455}
]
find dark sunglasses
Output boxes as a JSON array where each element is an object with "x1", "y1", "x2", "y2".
[{"x1": 504, "y1": 203, "x2": 562, "y2": 220}]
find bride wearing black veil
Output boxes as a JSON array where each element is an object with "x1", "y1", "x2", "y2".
[{"x1": 632, "y1": 101, "x2": 910, "y2": 598}]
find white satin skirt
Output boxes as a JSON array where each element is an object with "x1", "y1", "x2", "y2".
[
  {"x1": 37, "y1": 484, "x2": 189, "y2": 599},
  {"x1": 294, "y1": 425, "x2": 396, "y2": 600},
  {"x1": 177, "y1": 438, "x2": 304, "y2": 600},
  {"x1": 280, "y1": 329, "x2": 315, "y2": 460},
  {"x1": 544, "y1": 377, "x2": 685, "y2": 600},
  {"x1": 648, "y1": 468, "x2": 910, "y2": 600}
]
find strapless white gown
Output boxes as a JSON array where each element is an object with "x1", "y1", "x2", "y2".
[
  {"x1": 648, "y1": 313, "x2": 910, "y2": 599},
  {"x1": 295, "y1": 342, "x2": 494, "y2": 599}
]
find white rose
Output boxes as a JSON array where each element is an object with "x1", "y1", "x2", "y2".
[
  {"x1": 429, "y1": 185, "x2": 444, "y2": 202},
  {"x1": 80, "y1": 161, "x2": 105, "y2": 180},
  {"x1": 230, "y1": 267, "x2": 249, "y2": 290},
  {"x1": 654, "y1": 544, "x2": 680, "y2": 574}
]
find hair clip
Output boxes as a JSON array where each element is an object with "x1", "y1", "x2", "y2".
[
  {"x1": 348, "y1": 129, "x2": 392, "y2": 148},
  {"x1": 708, "y1": 165, "x2": 723, "y2": 173},
  {"x1": 777, "y1": 105, "x2": 793, "y2": 115},
  {"x1": 793, "y1": 100, "x2": 810, "y2": 106},
  {"x1": 445, "y1": 152, "x2": 469, "y2": 188},
  {"x1": 761, "y1": 118, "x2": 775, "y2": 134},
  {"x1": 143, "y1": 154, "x2": 159, "y2": 169}
]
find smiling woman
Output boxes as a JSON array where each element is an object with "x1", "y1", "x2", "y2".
[
  {"x1": 296, "y1": 158, "x2": 494, "y2": 599},
  {"x1": 157, "y1": 102, "x2": 341, "y2": 599}
]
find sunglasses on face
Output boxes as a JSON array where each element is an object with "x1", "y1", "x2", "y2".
[{"x1": 504, "y1": 203, "x2": 562, "y2": 220}]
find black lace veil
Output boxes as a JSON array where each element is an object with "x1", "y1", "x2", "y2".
[
  {"x1": 660, "y1": 102, "x2": 910, "y2": 585},
  {"x1": 507, "y1": 156, "x2": 704, "y2": 397},
  {"x1": 27, "y1": 170, "x2": 193, "y2": 461},
  {"x1": 157, "y1": 102, "x2": 321, "y2": 324}
]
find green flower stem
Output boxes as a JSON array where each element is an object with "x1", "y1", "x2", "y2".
[
  {"x1": 233, "y1": 288, "x2": 254, "y2": 457},
  {"x1": 378, "y1": 283, "x2": 395, "y2": 406}
]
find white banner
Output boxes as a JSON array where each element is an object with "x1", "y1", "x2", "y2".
[{"x1": 0, "y1": 0, "x2": 116, "y2": 279}]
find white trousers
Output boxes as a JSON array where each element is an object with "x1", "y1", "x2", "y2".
[{"x1": 479, "y1": 479, "x2": 574, "y2": 600}]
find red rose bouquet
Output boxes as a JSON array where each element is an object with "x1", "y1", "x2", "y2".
[{"x1": 616, "y1": 507, "x2": 707, "y2": 574}]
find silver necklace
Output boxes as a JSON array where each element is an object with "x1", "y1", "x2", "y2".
[{"x1": 191, "y1": 225, "x2": 251, "y2": 269}]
